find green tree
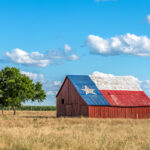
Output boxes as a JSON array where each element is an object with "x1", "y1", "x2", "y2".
[
  {"x1": 32, "y1": 82, "x2": 46, "y2": 103},
  {"x1": 0, "y1": 70, "x2": 10, "y2": 114},
  {"x1": 0, "y1": 67, "x2": 46, "y2": 115},
  {"x1": 0, "y1": 89, "x2": 9, "y2": 115}
]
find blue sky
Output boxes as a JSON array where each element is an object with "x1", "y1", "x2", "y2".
[{"x1": 1, "y1": 0, "x2": 150, "y2": 105}]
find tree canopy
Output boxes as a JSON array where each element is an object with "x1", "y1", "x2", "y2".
[{"x1": 0, "y1": 67, "x2": 46, "y2": 115}]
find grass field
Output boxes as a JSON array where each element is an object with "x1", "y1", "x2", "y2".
[{"x1": 0, "y1": 111, "x2": 150, "y2": 150}]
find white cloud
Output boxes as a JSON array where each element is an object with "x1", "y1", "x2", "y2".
[
  {"x1": 39, "y1": 74, "x2": 44, "y2": 82},
  {"x1": 21, "y1": 71, "x2": 44, "y2": 82},
  {"x1": 21, "y1": 71, "x2": 62, "y2": 96},
  {"x1": 86, "y1": 33, "x2": 150, "y2": 57},
  {"x1": 91, "y1": 71, "x2": 115, "y2": 78},
  {"x1": 21, "y1": 71, "x2": 38, "y2": 80},
  {"x1": 6, "y1": 46, "x2": 79, "y2": 67},
  {"x1": 6, "y1": 48, "x2": 50, "y2": 67},
  {"x1": 67, "y1": 54, "x2": 79, "y2": 61},
  {"x1": 141, "y1": 80, "x2": 150, "y2": 97},
  {"x1": 147, "y1": 15, "x2": 150, "y2": 24},
  {"x1": 46, "y1": 91, "x2": 57, "y2": 96},
  {"x1": 48, "y1": 45, "x2": 79, "y2": 61},
  {"x1": 45, "y1": 80, "x2": 62, "y2": 96},
  {"x1": 64, "y1": 44, "x2": 72, "y2": 53},
  {"x1": 143, "y1": 80, "x2": 150, "y2": 88},
  {"x1": 54, "y1": 81, "x2": 62, "y2": 86}
]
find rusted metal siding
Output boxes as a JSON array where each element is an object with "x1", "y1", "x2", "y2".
[
  {"x1": 88, "y1": 106, "x2": 150, "y2": 118},
  {"x1": 57, "y1": 77, "x2": 88, "y2": 117}
]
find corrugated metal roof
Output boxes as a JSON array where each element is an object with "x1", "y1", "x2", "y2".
[
  {"x1": 90, "y1": 75, "x2": 142, "y2": 91},
  {"x1": 101, "y1": 90, "x2": 150, "y2": 106},
  {"x1": 68, "y1": 75, "x2": 110, "y2": 106},
  {"x1": 66, "y1": 75, "x2": 150, "y2": 107}
]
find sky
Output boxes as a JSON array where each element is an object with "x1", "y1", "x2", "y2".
[{"x1": 0, "y1": 0, "x2": 150, "y2": 105}]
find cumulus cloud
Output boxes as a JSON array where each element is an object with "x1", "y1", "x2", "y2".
[
  {"x1": 54, "y1": 81, "x2": 62, "y2": 86},
  {"x1": 6, "y1": 48, "x2": 50, "y2": 67},
  {"x1": 21, "y1": 71, "x2": 62, "y2": 96},
  {"x1": 67, "y1": 54, "x2": 79, "y2": 61},
  {"x1": 47, "y1": 48, "x2": 79, "y2": 61},
  {"x1": 45, "y1": 80, "x2": 62, "y2": 96},
  {"x1": 6, "y1": 46, "x2": 79, "y2": 67},
  {"x1": 46, "y1": 91, "x2": 57, "y2": 96},
  {"x1": 64, "y1": 44, "x2": 72, "y2": 53},
  {"x1": 86, "y1": 33, "x2": 150, "y2": 57},
  {"x1": 21, "y1": 71, "x2": 44, "y2": 82},
  {"x1": 91, "y1": 71, "x2": 115, "y2": 78},
  {"x1": 21, "y1": 71, "x2": 38, "y2": 80},
  {"x1": 147, "y1": 15, "x2": 150, "y2": 24},
  {"x1": 141, "y1": 80, "x2": 150, "y2": 97}
]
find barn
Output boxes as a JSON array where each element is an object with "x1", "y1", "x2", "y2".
[{"x1": 56, "y1": 75, "x2": 150, "y2": 118}]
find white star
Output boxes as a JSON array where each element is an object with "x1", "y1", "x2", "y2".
[{"x1": 82, "y1": 86, "x2": 96, "y2": 95}]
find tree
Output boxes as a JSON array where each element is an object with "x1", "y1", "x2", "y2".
[
  {"x1": 0, "y1": 89, "x2": 9, "y2": 115},
  {"x1": 0, "y1": 67, "x2": 46, "y2": 115},
  {"x1": 32, "y1": 82, "x2": 46, "y2": 103},
  {"x1": 0, "y1": 70, "x2": 10, "y2": 114}
]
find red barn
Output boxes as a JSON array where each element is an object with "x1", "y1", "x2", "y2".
[{"x1": 56, "y1": 75, "x2": 150, "y2": 118}]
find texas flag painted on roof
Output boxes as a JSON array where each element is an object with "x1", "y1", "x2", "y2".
[{"x1": 68, "y1": 74, "x2": 150, "y2": 107}]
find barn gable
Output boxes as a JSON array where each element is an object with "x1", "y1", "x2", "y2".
[
  {"x1": 68, "y1": 75, "x2": 110, "y2": 106},
  {"x1": 56, "y1": 77, "x2": 88, "y2": 117}
]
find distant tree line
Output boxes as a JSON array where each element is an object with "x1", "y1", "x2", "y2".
[
  {"x1": 0, "y1": 105, "x2": 56, "y2": 111},
  {"x1": 0, "y1": 67, "x2": 46, "y2": 115}
]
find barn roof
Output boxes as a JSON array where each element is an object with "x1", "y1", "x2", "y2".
[
  {"x1": 68, "y1": 75, "x2": 110, "y2": 106},
  {"x1": 67, "y1": 75, "x2": 150, "y2": 107}
]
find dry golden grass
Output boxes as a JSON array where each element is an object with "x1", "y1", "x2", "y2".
[{"x1": 0, "y1": 111, "x2": 150, "y2": 150}]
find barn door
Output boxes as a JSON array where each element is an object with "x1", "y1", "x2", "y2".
[{"x1": 65, "y1": 105, "x2": 72, "y2": 116}]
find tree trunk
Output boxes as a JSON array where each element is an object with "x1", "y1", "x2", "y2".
[
  {"x1": 13, "y1": 106, "x2": 16, "y2": 115},
  {"x1": 2, "y1": 106, "x2": 4, "y2": 115}
]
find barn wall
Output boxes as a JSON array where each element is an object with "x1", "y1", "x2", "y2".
[
  {"x1": 88, "y1": 106, "x2": 150, "y2": 118},
  {"x1": 56, "y1": 77, "x2": 69, "y2": 117},
  {"x1": 57, "y1": 77, "x2": 88, "y2": 117},
  {"x1": 68, "y1": 79, "x2": 88, "y2": 116}
]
